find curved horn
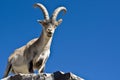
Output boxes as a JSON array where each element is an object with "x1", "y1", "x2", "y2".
[
  {"x1": 51, "y1": 7, "x2": 67, "y2": 21},
  {"x1": 34, "y1": 3, "x2": 49, "y2": 20}
]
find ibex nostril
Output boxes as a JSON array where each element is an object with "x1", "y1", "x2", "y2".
[{"x1": 48, "y1": 28, "x2": 52, "y2": 32}]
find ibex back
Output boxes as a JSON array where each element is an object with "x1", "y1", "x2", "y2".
[{"x1": 3, "y1": 3, "x2": 67, "y2": 78}]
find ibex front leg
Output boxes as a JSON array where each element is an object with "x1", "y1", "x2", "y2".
[{"x1": 35, "y1": 58, "x2": 45, "y2": 73}]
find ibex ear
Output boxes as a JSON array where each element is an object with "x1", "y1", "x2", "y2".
[
  {"x1": 37, "y1": 20, "x2": 44, "y2": 24},
  {"x1": 57, "y1": 19, "x2": 63, "y2": 25}
]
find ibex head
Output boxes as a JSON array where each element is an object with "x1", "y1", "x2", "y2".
[{"x1": 34, "y1": 3, "x2": 67, "y2": 37}]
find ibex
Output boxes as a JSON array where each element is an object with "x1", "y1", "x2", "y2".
[{"x1": 3, "y1": 3, "x2": 67, "y2": 78}]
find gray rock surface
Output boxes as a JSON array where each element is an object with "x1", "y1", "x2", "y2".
[{"x1": 2, "y1": 71, "x2": 84, "y2": 80}]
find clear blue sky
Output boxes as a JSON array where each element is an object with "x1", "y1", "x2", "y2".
[{"x1": 0, "y1": 0, "x2": 120, "y2": 80}]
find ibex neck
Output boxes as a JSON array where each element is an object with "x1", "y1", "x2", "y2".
[{"x1": 36, "y1": 30, "x2": 53, "y2": 50}]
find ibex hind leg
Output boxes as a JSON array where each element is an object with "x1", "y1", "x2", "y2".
[
  {"x1": 29, "y1": 60, "x2": 34, "y2": 73},
  {"x1": 3, "y1": 62, "x2": 12, "y2": 78}
]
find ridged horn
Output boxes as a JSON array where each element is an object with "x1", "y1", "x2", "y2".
[
  {"x1": 34, "y1": 3, "x2": 49, "y2": 20},
  {"x1": 51, "y1": 7, "x2": 67, "y2": 21}
]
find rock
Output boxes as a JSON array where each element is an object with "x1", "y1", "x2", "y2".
[{"x1": 1, "y1": 71, "x2": 84, "y2": 80}]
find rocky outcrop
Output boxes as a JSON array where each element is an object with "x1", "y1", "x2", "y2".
[{"x1": 2, "y1": 71, "x2": 84, "y2": 80}]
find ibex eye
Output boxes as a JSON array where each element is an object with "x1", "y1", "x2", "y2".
[{"x1": 43, "y1": 23, "x2": 48, "y2": 26}]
